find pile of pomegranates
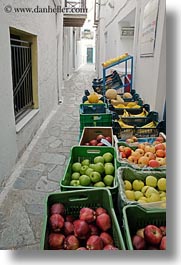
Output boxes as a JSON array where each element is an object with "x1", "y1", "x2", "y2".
[{"x1": 47, "y1": 202, "x2": 119, "y2": 250}]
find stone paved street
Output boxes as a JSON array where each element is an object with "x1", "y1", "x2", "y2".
[{"x1": 0, "y1": 64, "x2": 96, "y2": 250}]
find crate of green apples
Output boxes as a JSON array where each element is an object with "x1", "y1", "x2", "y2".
[
  {"x1": 60, "y1": 146, "x2": 118, "y2": 198},
  {"x1": 117, "y1": 167, "x2": 166, "y2": 210}
]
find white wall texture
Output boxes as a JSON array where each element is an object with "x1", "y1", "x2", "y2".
[
  {"x1": 95, "y1": 0, "x2": 166, "y2": 119},
  {"x1": 0, "y1": 0, "x2": 64, "y2": 184},
  {"x1": 134, "y1": 0, "x2": 166, "y2": 117}
]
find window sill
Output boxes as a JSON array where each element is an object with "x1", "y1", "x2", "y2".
[{"x1": 16, "y1": 109, "x2": 39, "y2": 133}]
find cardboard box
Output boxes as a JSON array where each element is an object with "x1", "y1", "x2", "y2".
[{"x1": 79, "y1": 127, "x2": 114, "y2": 146}]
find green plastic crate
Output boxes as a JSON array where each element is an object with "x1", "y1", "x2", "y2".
[
  {"x1": 60, "y1": 146, "x2": 118, "y2": 199},
  {"x1": 80, "y1": 112, "x2": 112, "y2": 131},
  {"x1": 40, "y1": 189, "x2": 126, "y2": 250},
  {"x1": 115, "y1": 141, "x2": 166, "y2": 170},
  {"x1": 80, "y1": 103, "x2": 107, "y2": 114},
  {"x1": 117, "y1": 167, "x2": 166, "y2": 211},
  {"x1": 122, "y1": 205, "x2": 166, "y2": 250}
]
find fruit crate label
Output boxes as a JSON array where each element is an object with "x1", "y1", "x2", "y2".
[
  {"x1": 93, "y1": 116, "x2": 101, "y2": 121},
  {"x1": 101, "y1": 139, "x2": 112, "y2": 147}
]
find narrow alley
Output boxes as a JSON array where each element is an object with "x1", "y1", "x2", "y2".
[{"x1": 0, "y1": 64, "x2": 96, "y2": 250}]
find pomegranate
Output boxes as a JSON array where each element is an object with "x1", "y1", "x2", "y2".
[
  {"x1": 89, "y1": 224, "x2": 99, "y2": 236},
  {"x1": 132, "y1": 235, "x2": 146, "y2": 250},
  {"x1": 73, "y1": 219, "x2": 90, "y2": 239},
  {"x1": 64, "y1": 235, "x2": 79, "y2": 250},
  {"x1": 96, "y1": 213, "x2": 111, "y2": 231},
  {"x1": 79, "y1": 207, "x2": 96, "y2": 223},
  {"x1": 49, "y1": 214, "x2": 64, "y2": 232},
  {"x1": 48, "y1": 233, "x2": 65, "y2": 249},
  {"x1": 100, "y1": 232, "x2": 114, "y2": 246},
  {"x1": 66, "y1": 215, "x2": 74, "y2": 222},
  {"x1": 86, "y1": 235, "x2": 104, "y2": 250},
  {"x1": 50, "y1": 203, "x2": 65, "y2": 216},
  {"x1": 77, "y1": 247, "x2": 87, "y2": 250},
  {"x1": 95, "y1": 207, "x2": 107, "y2": 216},
  {"x1": 103, "y1": 244, "x2": 118, "y2": 250},
  {"x1": 63, "y1": 221, "x2": 74, "y2": 236}
]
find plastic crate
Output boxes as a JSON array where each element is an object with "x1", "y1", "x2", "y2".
[
  {"x1": 112, "y1": 121, "x2": 160, "y2": 140},
  {"x1": 79, "y1": 127, "x2": 114, "y2": 146},
  {"x1": 80, "y1": 112, "x2": 112, "y2": 131},
  {"x1": 115, "y1": 141, "x2": 166, "y2": 170},
  {"x1": 60, "y1": 146, "x2": 118, "y2": 198},
  {"x1": 109, "y1": 104, "x2": 150, "y2": 115},
  {"x1": 122, "y1": 205, "x2": 166, "y2": 250},
  {"x1": 121, "y1": 111, "x2": 159, "y2": 127},
  {"x1": 80, "y1": 103, "x2": 107, "y2": 114},
  {"x1": 40, "y1": 189, "x2": 126, "y2": 250},
  {"x1": 117, "y1": 167, "x2": 166, "y2": 210}
]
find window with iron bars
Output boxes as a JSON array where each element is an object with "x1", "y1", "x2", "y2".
[{"x1": 10, "y1": 34, "x2": 34, "y2": 122}]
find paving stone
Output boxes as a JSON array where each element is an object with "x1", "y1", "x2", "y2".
[
  {"x1": 48, "y1": 165, "x2": 65, "y2": 182},
  {"x1": 0, "y1": 202, "x2": 36, "y2": 249},
  {"x1": 13, "y1": 170, "x2": 43, "y2": 190},
  {"x1": 35, "y1": 176, "x2": 60, "y2": 192},
  {"x1": 39, "y1": 153, "x2": 66, "y2": 165}
]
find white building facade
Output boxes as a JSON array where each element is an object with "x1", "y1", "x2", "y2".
[
  {"x1": 95, "y1": 0, "x2": 166, "y2": 119},
  {"x1": 0, "y1": 0, "x2": 65, "y2": 185}
]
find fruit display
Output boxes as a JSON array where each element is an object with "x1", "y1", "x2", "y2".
[
  {"x1": 84, "y1": 92, "x2": 104, "y2": 104},
  {"x1": 121, "y1": 108, "x2": 148, "y2": 118},
  {"x1": 132, "y1": 224, "x2": 166, "y2": 250},
  {"x1": 122, "y1": 205, "x2": 166, "y2": 250},
  {"x1": 117, "y1": 135, "x2": 166, "y2": 168},
  {"x1": 40, "y1": 189, "x2": 126, "y2": 250},
  {"x1": 102, "y1": 53, "x2": 129, "y2": 68},
  {"x1": 47, "y1": 203, "x2": 120, "y2": 250},
  {"x1": 79, "y1": 127, "x2": 113, "y2": 146},
  {"x1": 118, "y1": 167, "x2": 166, "y2": 208},
  {"x1": 60, "y1": 146, "x2": 118, "y2": 197},
  {"x1": 69, "y1": 152, "x2": 115, "y2": 188}
]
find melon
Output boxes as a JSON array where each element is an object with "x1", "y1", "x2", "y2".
[
  {"x1": 88, "y1": 93, "x2": 99, "y2": 103},
  {"x1": 123, "y1": 92, "x2": 132, "y2": 99},
  {"x1": 105, "y1": 89, "x2": 117, "y2": 100}
]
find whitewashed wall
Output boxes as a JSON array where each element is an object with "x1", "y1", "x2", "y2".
[{"x1": 0, "y1": 0, "x2": 64, "y2": 184}]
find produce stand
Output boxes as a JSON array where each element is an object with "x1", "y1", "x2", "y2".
[{"x1": 102, "y1": 55, "x2": 134, "y2": 96}]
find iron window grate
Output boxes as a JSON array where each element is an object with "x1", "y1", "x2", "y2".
[{"x1": 10, "y1": 36, "x2": 34, "y2": 122}]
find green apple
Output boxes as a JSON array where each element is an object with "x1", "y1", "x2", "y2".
[
  {"x1": 132, "y1": 180, "x2": 144, "y2": 191},
  {"x1": 160, "y1": 196, "x2": 166, "y2": 201},
  {"x1": 70, "y1": 179, "x2": 80, "y2": 186},
  {"x1": 134, "y1": 191, "x2": 143, "y2": 200},
  {"x1": 124, "y1": 180, "x2": 132, "y2": 190},
  {"x1": 145, "y1": 176, "x2": 157, "y2": 188},
  {"x1": 94, "y1": 181, "x2": 105, "y2": 187},
  {"x1": 141, "y1": 185, "x2": 149, "y2": 194},
  {"x1": 157, "y1": 178, "x2": 166, "y2": 191},
  {"x1": 159, "y1": 191, "x2": 166, "y2": 198},
  {"x1": 103, "y1": 175, "x2": 114, "y2": 186},
  {"x1": 81, "y1": 159, "x2": 90, "y2": 166},
  {"x1": 145, "y1": 187, "x2": 159, "y2": 198},
  {"x1": 104, "y1": 163, "x2": 114, "y2": 175},
  {"x1": 147, "y1": 193, "x2": 160, "y2": 202},
  {"x1": 72, "y1": 162, "x2": 81, "y2": 172},
  {"x1": 85, "y1": 167, "x2": 94, "y2": 177},
  {"x1": 94, "y1": 156, "x2": 104, "y2": 164},
  {"x1": 71, "y1": 172, "x2": 80, "y2": 180},
  {"x1": 79, "y1": 175, "x2": 91, "y2": 186},
  {"x1": 94, "y1": 162, "x2": 105, "y2": 174},
  {"x1": 125, "y1": 190, "x2": 135, "y2": 201},
  {"x1": 89, "y1": 164, "x2": 96, "y2": 170},
  {"x1": 137, "y1": 196, "x2": 148, "y2": 203},
  {"x1": 80, "y1": 165, "x2": 89, "y2": 175},
  {"x1": 103, "y1": 152, "x2": 113, "y2": 163},
  {"x1": 90, "y1": 171, "x2": 101, "y2": 183}
]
